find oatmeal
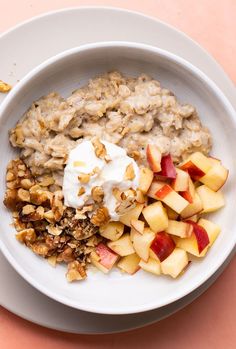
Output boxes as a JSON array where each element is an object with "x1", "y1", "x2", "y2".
[{"x1": 9, "y1": 71, "x2": 211, "y2": 186}]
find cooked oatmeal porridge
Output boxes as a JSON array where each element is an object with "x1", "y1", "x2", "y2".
[{"x1": 5, "y1": 71, "x2": 227, "y2": 282}]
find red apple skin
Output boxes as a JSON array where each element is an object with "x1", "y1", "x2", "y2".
[
  {"x1": 146, "y1": 144, "x2": 161, "y2": 172},
  {"x1": 155, "y1": 184, "x2": 173, "y2": 199},
  {"x1": 151, "y1": 232, "x2": 175, "y2": 262},
  {"x1": 157, "y1": 154, "x2": 177, "y2": 179},
  {"x1": 96, "y1": 243, "x2": 118, "y2": 269},
  {"x1": 180, "y1": 190, "x2": 193, "y2": 203},
  {"x1": 180, "y1": 161, "x2": 205, "y2": 180},
  {"x1": 185, "y1": 220, "x2": 210, "y2": 253}
]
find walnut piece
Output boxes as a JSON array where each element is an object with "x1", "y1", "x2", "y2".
[
  {"x1": 15, "y1": 228, "x2": 36, "y2": 244},
  {"x1": 78, "y1": 173, "x2": 90, "y2": 184},
  {"x1": 66, "y1": 261, "x2": 87, "y2": 282},
  {"x1": 91, "y1": 206, "x2": 110, "y2": 227},
  {"x1": 91, "y1": 186, "x2": 104, "y2": 203},
  {"x1": 78, "y1": 186, "x2": 85, "y2": 196},
  {"x1": 124, "y1": 163, "x2": 135, "y2": 181},
  {"x1": 91, "y1": 137, "x2": 107, "y2": 159},
  {"x1": 0, "y1": 80, "x2": 12, "y2": 93}
]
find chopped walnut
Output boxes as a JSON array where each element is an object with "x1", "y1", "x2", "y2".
[
  {"x1": 78, "y1": 173, "x2": 90, "y2": 184},
  {"x1": 15, "y1": 228, "x2": 36, "y2": 244},
  {"x1": 0, "y1": 80, "x2": 12, "y2": 93},
  {"x1": 74, "y1": 205, "x2": 94, "y2": 220},
  {"x1": 91, "y1": 186, "x2": 104, "y2": 203},
  {"x1": 17, "y1": 188, "x2": 30, "y2": 202},
  {"x1": 91, "y1": 137, "x2": 107, "y2": 159},
  {"x1": 128, "y1": 150, "x2": 141, "y2": 161},
  {"x1": 51, "y1": 191, "x2": 64, "y2": 221},
  {"x1": 57, "y1": 246, "x2": 74, "y2": 263},
  {"x1": 32, "y1": 242, "x2": 50, "y2": 257},
  {"x1": 47, "y1": 255, "x2": 57, "y2": 267},
  {"x1": 91, "y1": 206, "x2": 110, "y2": 227},
  {"x1": 44, "y1": 210, "x2": 55, "y2": 223},
  {"x1": 116, "y1": 189, "x2": 137, "y2": 215},
  {"x1": 46, "y1": 224, "x2": 63, "y2": 236},
  {"x1": 78, "y1": 186, "x2": 85, "y2": 196},
  {"x1": 124, "y1": 163, "x2": 135, "y2": 181},
  {"x1": 66, "y1": 261, "x2": 87, "y2": 282}
]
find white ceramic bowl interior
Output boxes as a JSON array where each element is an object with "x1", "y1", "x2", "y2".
[{"x1": 0, "y1": 42, "x2": 235, "y2": 315}]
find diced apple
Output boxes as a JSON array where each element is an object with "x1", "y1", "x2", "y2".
[
  {"x1": 130, "y1": 219, "x2": 144, "y2": 234},
  {"x1": 139, "y1": 167, "x2": 154, "y2": 193},
  {"x1": 136, "y1": 189, "x2": 147, "y2": 204},
  {"x1": 107, "y1": 233, "x2": 135, "y2": 256},
  {"x1": 161, "y1": 248, "x2": 188, "y2": 278},
  {"x1": 117, "y1": 253, "x2": 140, "y2": 274},
  {"x1": 186, "y1": 214, "x2": 198, "y2": 222},
  {"x1": 146, "y1": 144, "x2": 162, "y2": 172},
  {"x1": 149, "y1": 248, "x2": 160, "y2": 261},
  {"x1": 90, "y1": 251, "x2": 110, "y2": 273},
  {"x1": 180, "y1": 193, "x2": 203, "y2": 219},
  {"x1": 165, "y1": 220, "x2": 193, "y2": 238},
  {"x1": 155, "y1": 184, "x2": 189, "y2": 214},
  {"x1": 157, "y1": 154, "x2": 176, "y2": 179},
  {"x1": 151, "y1": 232, "x2": 175, "y2": 262},
  {"x1": 90, "y1": 245, "x2": 118, "y2": 274},
  {"x1": 95, "y1": 243, "x2": 119, "y2": 269},
  {"x1": 179, "y1": 177, "x2": 195, "y2": 204},
  {"x1": 147, "y1": 181, "x2": 163, "y2": 199},
  {"x1": 208, "y1": 156, "x2": 221, "y2": 166},
  {"x1": 196, "y1": 185, "x2": 225, "y2": 213},
  {"x1": 171, "y1": 168, "x2": 190, "y2": 192},
  {"x1": 165, "y1": 206, "x2": 179, "y2": 220},
  {"x1": 99, "y1": 222, "x2": 124, "y2": 241},
  {"x1": 132, "y1": 228, "x2": 155, "y2": 262},
  {"x1": 174, "y1": 234, "x2": 200, "y2": 257},
  {"x1": 199, "y1": 163, "x2": 228, "y2": 191},
  {"x1": 180, "y1": 152, "x2": 212, "y2": 180},
  {"x1": 142, "y1": 201, "x2": 168, "y2": 232},
  {"x1": 185, "y1": 220, "x2": 210, "y2": 253},
  {"x1": 198, "y1": 218, "x2": 221, "y2": 256},
  {"x1": 139, "y1": 258, "x2": 161, "y2": 275},
  {"x1": 119, "y1": 203, "x2": 144, "y2": 227}
]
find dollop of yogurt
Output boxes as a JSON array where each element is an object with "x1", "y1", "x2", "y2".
[{"x1": 63, "y1": 140, "x2": 140, "y2": 220}]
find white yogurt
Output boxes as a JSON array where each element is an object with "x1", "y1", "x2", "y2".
[{"x1": 62, "y1": 140, "x2": 140, "y2": 220}]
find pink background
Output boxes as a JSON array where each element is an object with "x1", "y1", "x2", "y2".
[{"x1": 0, "y1": 1, "x2": 235, "y2": 348}]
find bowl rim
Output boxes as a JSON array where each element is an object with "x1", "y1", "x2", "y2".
[{"x1": 0, "y1": 41, "x2": 235, "y2": 315}]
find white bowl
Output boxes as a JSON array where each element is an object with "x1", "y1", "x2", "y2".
[{"x1": 0, "y1": 42, "x2": 235, "y2": 315}]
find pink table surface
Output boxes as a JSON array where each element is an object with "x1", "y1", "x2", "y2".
[{"x1": 0, "y1": 1, "x2": 235, "y2": 348}]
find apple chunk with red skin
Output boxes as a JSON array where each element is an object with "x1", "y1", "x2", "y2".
[
  {"x1": 180, "y1": 192, "x2": 203, "y2": 219},
  {"x1": 91, "y1": 243, "x2": 119, "y2": 273},
  {"x1": 179, "y1": 177, "x2": 195, "y2": 204},
  {"x1": 185, "y1": 220, "x2": 210, "y2": 254},
  {"x1": 146, "y1": 144, "x2": 162, "y2": 172},
  {"x1": 151, "y1": 232, "x2": 176, "y2": 262},
  {"x1": 156, "y1": 154, "x2": 176, "y2": 179},
  {"x1": 148, "y1": 181, "x2": 189, "y2": 214},
  {"x1": 180, "y1": 152, "x2": 212, "y2": 180}
]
